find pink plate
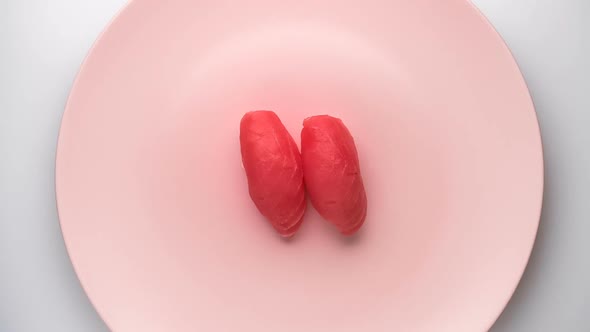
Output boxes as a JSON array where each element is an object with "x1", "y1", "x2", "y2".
[{"x1": 56, "y1": 0, "x2": 543, "y2": 331}]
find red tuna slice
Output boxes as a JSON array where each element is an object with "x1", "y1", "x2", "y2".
[
  {"x1": 301, "y1": 115, "x2": 367, "y2": 235},
  {"x1": 240, "y1": 111, "x2": 306, "y2": 237}
]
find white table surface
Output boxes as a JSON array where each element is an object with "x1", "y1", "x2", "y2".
[{"x1": 1, "y1": 0, "x2": 589, "y2": 331}]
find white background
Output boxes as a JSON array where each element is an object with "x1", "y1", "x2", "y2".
[{"x1": 1, "y1": 0, "x2": 589, "y2": 331}]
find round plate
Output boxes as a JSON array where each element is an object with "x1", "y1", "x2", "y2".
[{"x1": 56, "y1": 0, "x2": 543, "y2": 331}]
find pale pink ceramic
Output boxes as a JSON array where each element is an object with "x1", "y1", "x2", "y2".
[{"x1": 56, "y1": 0, "x2": 543, "y2": 331}]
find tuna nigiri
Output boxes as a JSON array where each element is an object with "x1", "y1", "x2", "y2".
[
  {"x1": 240, "y1": 111, "x2": 306, "y2": 237},
  {"x1": 301, "y1": 115, "x2": 367, "y2": 235}
]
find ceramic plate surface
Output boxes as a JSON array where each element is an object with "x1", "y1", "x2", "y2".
[{"x1": 56, "y1": 0, "x2": 543, "y2": 331}]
